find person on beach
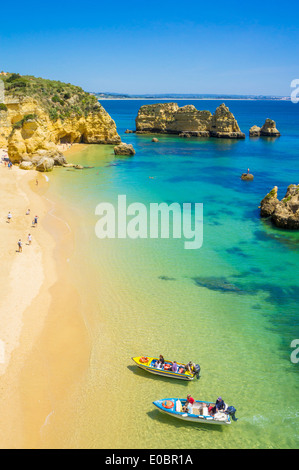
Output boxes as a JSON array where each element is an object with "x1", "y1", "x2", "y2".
[
  {"x1": 32, "y1": 215, "x2": 39, "y2": 227},
  {"x1": 7, "y1": 211, "x2": 12, "y2": 223},
  {"x1": 26, "y1": 209, "x2": 30, "y2": 215},
  {"x1": 36, "y1": 179, "x2": 38, "y2": 186},
  {"x1": 28, "y1": 234, "x2": 32, "y2": 245},
  {"x1": 17, "y1": 239, "x2": 22, "y2": 252}
]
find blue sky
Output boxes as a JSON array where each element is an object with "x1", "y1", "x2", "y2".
[{"x1": 0, "y1": 1, "x2": 298, "y2": 95}]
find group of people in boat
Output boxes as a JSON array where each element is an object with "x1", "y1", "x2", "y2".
[
  {"x1": 154, "y1": 355, "x2": 197, "y2": 375},
  {"x1": 181, "y1": 395, "x2": 227, "y2": 416}
]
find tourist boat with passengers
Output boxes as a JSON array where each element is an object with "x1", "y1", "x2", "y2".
[
  {"x1": 153, "y1": 398, "x2": 236, "y2": 425},
  {"x1": 131, "y1": 356, "x2": 200, "y2": 381}
]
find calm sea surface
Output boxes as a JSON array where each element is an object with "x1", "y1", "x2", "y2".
[{"x1": 47, "y1": 100, "x2": 299, "y2": 449}]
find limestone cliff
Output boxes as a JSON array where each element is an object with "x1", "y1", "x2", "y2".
[
  {"x1": 260, "y1": 185, "x2": 299, "y2": 229},
  {"x1": 135, "y1": 102, "x2": 245, "y2": 139},
  {"x1": 3, "y1": 96, "x2": 120, "y2": 163},
  {"x1": 0, "y1": 74, "x2": 121, "y2": 165}
]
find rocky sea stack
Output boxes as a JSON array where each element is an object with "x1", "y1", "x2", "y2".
[
  {"x1": 135, "y1": 103, "x2": 245, "y2": 139},
  {"x1": 0, "y1": 73, "x2": 121, "y2": 170},
  {"x1": 114, "y1": 143, "x2": 135, "y2": 156},
  {"x1": 241, "y1": 173, "x2": 254, "y2": 181},
  {"x1": 260, "y1": 185, "x2": 299, "y2": 229},
  {"x1": 249, "y1": 119, "x2": 280, "y2": 137}
]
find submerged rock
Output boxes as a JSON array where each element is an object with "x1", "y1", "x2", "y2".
[
  {"x1": 114, "y1": 143, "x2": 135, "y2": 156},
  {"x1": 193, "y1": 276, "x2": 242, "y2": 293},
  {"x1": 260, "y1": 185, "x2": 299, "y2": 229}
]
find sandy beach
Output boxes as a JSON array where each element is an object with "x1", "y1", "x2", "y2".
[{"x1": 0, "y1": 155, "x2": 91, "y2": 448}]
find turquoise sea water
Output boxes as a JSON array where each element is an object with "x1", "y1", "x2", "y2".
[{"x1": 47, "y1": 100, "x2": 299, "y2": 449}]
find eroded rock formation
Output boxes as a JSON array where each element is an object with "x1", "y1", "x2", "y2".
[
  {"x1": 135, "y1": 103, "x2": 245, "y2": 139},
  {"x1": 260, "y1": 185, "x2": 299, "y2": 229},
  {"x1": 250, "y1": 119, "x2": 280, "y2": 137},
  {"x1": 0, "y1": 95, "x2": 121, "y2": 167},
  {"x1": 114, "y1": 142, "x2": 135, "y2": 156}
]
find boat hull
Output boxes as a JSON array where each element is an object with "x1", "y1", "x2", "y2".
[{"x1": 153, "y1": 399, "x2": 231, "y2": 426}]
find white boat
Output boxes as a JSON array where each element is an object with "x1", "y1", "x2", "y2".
[{"x1": 153, "y1": 398, "x2": 233, "y2": 425}]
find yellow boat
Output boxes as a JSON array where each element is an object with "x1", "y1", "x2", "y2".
[{"x1": 131, "y1": 356, "x2": 200, "y2": 381}]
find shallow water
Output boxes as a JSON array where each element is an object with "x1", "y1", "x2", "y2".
[{"x1": 46, "y1": 100, "x2": 299, "y2": 448}]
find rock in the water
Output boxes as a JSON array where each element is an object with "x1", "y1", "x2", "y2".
[
  {"x1": 135, "y1": 102, "x2": 245, "y2": 139},
  {"x1": 114, "y1": 143, "x2": 135, "y2": 156},
  {"x1": 249, "y1": 120, "x2": 280, "y2": 137},
  {"x1": 125, "y1": 129, "x2": 133, "y2": 134},
  {"x1": 260, "y1": 185, "x2": 299, "y2": 229},
  {"x1": 152, "y1": 138, "x2": 159, "y2": 142},
  {"x1": 209, "y1": 103, "x2": 245, "y2": 139},
  {"x1": 36, "y1": 156, "x2": 54, "y2": 172},
  {"x1": 260, "y1": 119, "x2": 280, "y2": 137},
  {"x1": 241, "y1": 173, "x2": 254, "y2": 181},
  {"x1": 19, "y1": 161, "x2": 34, "y2": 170},
  {"x1": 249, "y1": 125, "x2": 261, "y2": 137}
]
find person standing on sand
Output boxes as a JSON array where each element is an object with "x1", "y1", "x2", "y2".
[
  {"x1": 26, "y1": 209, "x2": 30, "y2": 215},
  {"x1": 28, "y1": 234, "x2": 32, "y2": 245},
  {"x1": 7, "y1": 211, "x2": 12, "y2": 223},
  {"x1": 32, "y1": 215, "x2": 39, "y2": 227},
  {"x1": 18, "y1": 239, "x2": 22, "y2": 252}
]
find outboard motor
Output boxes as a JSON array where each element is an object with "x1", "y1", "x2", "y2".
[
  {"x1": 226, "y1": 405, "x2": 237, "y2": 421},
  {"x1": 194, "y1": 364, "x2": 201, "y2": 379}
]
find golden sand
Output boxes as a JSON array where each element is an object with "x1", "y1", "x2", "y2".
[
  {"x1": 0, "y1": 162, "x2": 91, "y2": 448},
  {"x1": 58, "y1": 143, "x2": 88, "y2": 159}
]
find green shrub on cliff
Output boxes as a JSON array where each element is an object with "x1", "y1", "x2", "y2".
[
  {"x1": 12, "y1": 113, "x2": 38, "y2": 130},
  {"x1": 1, "y1": 73, "x2": 101, "y2": 122}
]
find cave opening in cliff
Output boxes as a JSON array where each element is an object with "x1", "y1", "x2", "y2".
[{"x1": 60, "y1": 134, "x2": 72, "y2": 144}]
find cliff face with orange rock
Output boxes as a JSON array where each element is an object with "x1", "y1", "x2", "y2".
[
  {"x1": 0, "y1": 74, "x2": 121, "y2": 169},
  {"x1": 135, "y1": 102, "x2": 245, "y2": 139}
]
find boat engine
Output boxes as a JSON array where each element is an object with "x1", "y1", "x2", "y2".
[
  {"x1": 194, "y1": 364, "x2": 201, "y2": 379},
  {"x1": 226, "y1": 405, "x2": 237, "y2": 421}
]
